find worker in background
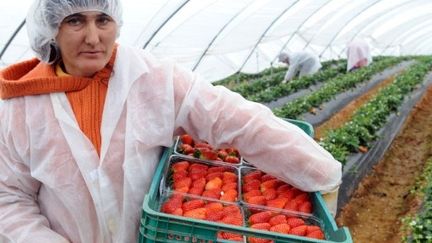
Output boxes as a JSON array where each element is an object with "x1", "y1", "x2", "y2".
[
  {"x1": 278, "y1": 51, "x2": 322, "y2": 83},
  {"x1": 346, "y1": 39, "x2": 372, "y2": 72}
]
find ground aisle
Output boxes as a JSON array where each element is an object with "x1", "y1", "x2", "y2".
[{"x1": 335, "y1": 84, "x2": 432, "y2": 243}]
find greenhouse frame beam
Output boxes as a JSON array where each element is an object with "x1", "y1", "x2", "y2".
[
  {"x1": 271, "y1": 0, "x2": 331, "y2": 64},
  {"x1": 338, "y1": 0, "x2": 416, "y2": 57},
  {"x1": 192, "y1": 1, "x2": 252, "y2": 71},
  {"x1": 402, "y1": 30, "x2": 432, "y2": 54},
  {"x1": 412, "y1": 36, "x2": 432, "y2": 55},
  {"x1": 0, "y1": 19, "x2": 26, "y2": 60},
  {"x1": 142, "y1": 0, "x2": 190, "y2": 49},
  {"x1": 318, "y1": 0, "x2": 381, "y2": 57},
  {"x1": 237, "y1": 0, "x2": 299, "y2": 73}
]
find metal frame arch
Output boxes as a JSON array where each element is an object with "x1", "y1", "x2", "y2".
[
  {"x1": 142, "y1": 0, "x2": 190, "y2": 49},
  {"x1": 317, "y1": 0, "x2": 381, "y2": 57},
  {"x1": 411, "y1": 37, "x2": 432, "y2": 55},
  {"x1": 271, "y1": 0, "x2": 331, "y2": 64},
  {"x1": 236, "y1": 0, "x2": 300, "y2": 73},
  {"x1": 191, "y1": 0, "x2": 254, "y2": 71},
  {"x1": 0, "y1": 19, "x2": 26, "y2": 60},
  {"x1": 400, "y1": 29, "x2": 432, "y2": 54},
  {"x1": 337, "y1": 0, "x2": 417, "y2": 57}
]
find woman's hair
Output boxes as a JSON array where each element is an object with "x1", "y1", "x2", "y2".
[{"x1": 26, "y1": 0, "x2": 123, "y2": 63}]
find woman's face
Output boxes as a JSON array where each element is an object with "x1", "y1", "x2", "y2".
[{"x1": 56, "y1": 11, "x2": 117, "y2": 77}]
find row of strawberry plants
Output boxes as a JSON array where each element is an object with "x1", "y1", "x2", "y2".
[
  {"x1": 272, "y1": 57, "x2": 404, "y2": 119},
  {"x1": 318, "y1": 58, "x2": 432, "y2": 163},
  {"x1": 402, "y1": 157, "x2": 432, "y2": 242},
  {"x1": 246, "y1": 60, "x2": 348, "y2": 103},
  {"x1": 213, "y1": 67, "x2": 287, "y2": 87}
]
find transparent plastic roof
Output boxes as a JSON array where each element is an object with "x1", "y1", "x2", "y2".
[{"x1": 1, "y1": 0, "x2": 431, "y2": 82}]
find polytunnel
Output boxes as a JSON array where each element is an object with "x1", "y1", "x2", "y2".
[{"x1": 1, "y1": 0, "x2": 432, "y2": 82}]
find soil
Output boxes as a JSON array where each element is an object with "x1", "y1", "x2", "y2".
[{"x1": 314, "y1": 78, "x2": 432, "y2": 242}]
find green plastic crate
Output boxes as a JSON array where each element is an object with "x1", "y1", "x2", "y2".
[
  {"x1": 138, "y1": 119, "x2": 351, "y2": 243},
  {"x1": 284, "y1": 118, "x2": 314, "y2": 138}
]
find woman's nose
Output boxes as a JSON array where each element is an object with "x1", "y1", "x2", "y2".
[{"x1": 84, "y1": 23, "x2": 100, "y2": 46}]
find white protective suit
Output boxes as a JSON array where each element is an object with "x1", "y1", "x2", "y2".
[
  {"x1": 0, "y1": 46, "x2": 342, "y2": 243},
  {"x1": 280, "y1": 51, "x2": 322, "y2": 82},
  {"x1": 346, "y1": 39, "x2": 373, "y2": 72}
]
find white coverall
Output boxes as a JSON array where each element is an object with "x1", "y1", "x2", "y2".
[
  {"x1": 346, "y1": 39, "x2": 372, "y2": 72},
  {"x1": 283, "y1": 51, "x2": 322, "y2": 82},
  {"x1": 0, "y1": 45, "x2": 341, "y2": 243}
]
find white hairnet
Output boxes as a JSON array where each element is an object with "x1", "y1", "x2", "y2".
[
  {"x1": 346, "y1": 39, "x2": 372, "y2": 71},
  {"x1": 26, "y1": 0, "x2": 123, "y2": 63}
]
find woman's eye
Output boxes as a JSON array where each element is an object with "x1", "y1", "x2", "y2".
[
  {"x1": 97, "y1": 16, "x2": 113, "y2": 25},
  {"x1": 65, "y1": 17, "x2": 82, "y2": 26}
]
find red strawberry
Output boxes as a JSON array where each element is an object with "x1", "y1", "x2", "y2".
[
  {"x1": 286, "y1": 217, "x2": 305, "y2": 228},
  {"x1": 247, "y1": 195, "x2": 266, "y2": 206},
  {"x1": 248, "y1": 211, "x2": 273, "y2": 224},
  {"x1": 306, "y1": 229, "x2": 325, "y2": 239},
  {"x1": 222, "y1": 205, "x2": 241, "y2": 216},
  {"x1": 180, "y1": 134, "x2": 194, "y2": 145},
  {"x1": 189, "y1": 170, "x2": 207, "y2": 181},
  {"x1": 276, "y1": 184, "x2": 292, "y2": 194},
  {"x1": 294, "y1": 192, "x2": 310, "y2": 203},
  {"x1": 191, "y1": 177, "x2": 206, "y2": 190},
  {"x1": 187, "y1": 187, "x2": 204, "y2": 196},
  {"x1": 289, "y1": 225, "x2": 307, "y2": 236},
  {"x1": 182, "y1": 199, "x2": 205, "y2": 212},
  {"x1": 171, "y1": 161, "x2": 190, "y2": 172},
  {"x1": 221, "y1": 182, "x2": 237, "y2": 192},
  {"x1": 225, "y1": 147, "x2": 239, "y2": 157},
  {"x1": 298, "y1": 201, "x2": 312, "y2": 214},
  {"x1": 243, "y1": 190, "x2": 262, "y2": 201},
  {"x1": 268, "y1": 215, "x2": 287, "y2": 226},
  {"x1": 205, "y1": 177, "x2": 223, "y2": 190},
  {"x1": 183, "y1": 207, "x2": 207, "y2": 219},
  {"x1": 189, "y1": 163, "x2": 208, "y2": 172},
  {"x1": 277, "y1": 189, "x2": 295, "y2": 201},
  {"x1": 194, "y1": 142, "x2": 213, "y2": 150},
  {"x1": 201, "y1": 149, "x2": 219, "y2": 160},
  {"x1": 270, "y1": 223, "x2": 291, "y2": 234},
  {"x1": 217, "y1": 149, "x2": 228, "y2": 160},
  {"x1": 261, "y1": 174, "x2": 276, "y2": 182},
  {"x1": 202, "y1": 188, "x2": 222, "y2": 199},
  {"x1": 218, "y1": 231, "x2": 243, "y2": 240},
  {"x1": 243, "y1": 171, "x2": 262, "y2": 184},
  {"x1": 179, "y1": 143, "x2": 194, "y2": 154},
  {"x1": 242, "y1": 179, "x2": 261, "y2": 193},
  {"x1": 251, "y1": 223, "x2": 272, "y2": 231},
  {"x1": 224, "y1": 155, "x2": 239, "y2": 164},
  {"x1": 205, "y1": 202, "x2": 224, "y2": 210},
  {"x1": 260, "y1": 179, "x2": 281, "y2": 192},
  {"x1": 206, "y1": 172, "x2": 223, "y2": 181},
  {"x1": 262, "y1": 188, "x2": 277, "y2": 200},
  {"x1": 161, "y1": 198, "x2": 182, "y2": 214},
  {"x1": 284, "y1": 200, "x2": 299, "y2": 212},
  {"x1": 206, "y1": 208, "x2": 225, "y2": 221},
  {"x1": 306, "y1": 225, "x2": 322, "y2": 234},
  {"x1": 172, "y1": 170, "x2": 188, "y2": 181},
  {"x1": 222, "y1": 172, "x2": 238, "y2": 183},
  {"x1": 173, "y1": 177, "x2": 192, "y2": 190},
  {"x1": 248, "y1": 238, "x2": 273, "y2": 243},
  {"x1": 220, "y1": 189, "x2": 237, "y2": 202},
  {"x1": 207, "y1": 166, "x2": 226, "y2": 174},
  {"x1": 220, "y1": 215, "x2": 243, "y2": 226},
  {"x1": 266, "y1": 198, "x2": 288, "y2": 209}
]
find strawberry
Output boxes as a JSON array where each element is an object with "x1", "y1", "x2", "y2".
[
  {"x1": 187, "y1": 187, "x2": 203, "y2": 196},
  {"x1": 183, "y1": 207, "x2": 207, "y2": 220},
  {"x1": 225, "y1": 147, "x2": 239, "y2": 157},
  {"x1": 201, "y1": 149, "x2": 219, "y2": 161},
  {"x1": 268, "y1": 214, "x2": 287, "y2": 226},
  {"x1": 191, "y1": 177, "x2": 206, "y2": 190},
  {"x1": 205, "y1": 202, "x2": 224, "y2": 210},
  {"x1": 222, "y1": 172, "x2": 238, "y2": 183},
  {"x1": 220, "y1": 215, "x2": 243, "y2": 226},
  {"x1": 270, "y1": 223, "x2": 291, "y2": 234},
  {"x1": 202, "y1": 188, "x2": 222, "y2": 199},
  {"x1": 206, "y1": 208, "x2": 225, "y2": 221},
  {"x1": 262, "y1": 188, "x2": 277, "y2": 200},
  {"x1": 286, "y1": 217, "x2": 305, "y2": 228},
  {"x1": 217, "y1": 149, "x2": 228, "y2": 160},
  {"x1": 289, "y1": 225, "x2": 307, "y2": 236},
  {"x1": 194, "y1": 142, "x2": 213, "y2": 150},
  {"x1": 260, "y1": 179, "x2": 281, "y2": 192},
  {"x1": 294, "y1": 192, "x2": 310, "y2": 203},
  {"x1": 276, "y1": 184, "x2": 292, "y2": 194},
  {"x1": 207, "y1": 166, "x2": 226, "y2": 174},
  {"x1": 188, "y1": 163, "x2": 208, "y2": 172},
  {"x1": 243, "y1": 190, "x2": 262, "y2": 201},
  {"x1": 180, "y1": 134, "x2": 194, "y2": 145},
  {"x1": 243, "y1": 171, "x2": 262, "y2": 184},
  {"x1": 221, "y1": 182, "x2": 237, "y2": 192},
  {"x1": 206, "y1": 172, "x2": 223, "y2": 181},
  {"x1": 298, "y1": 201, "x2": 312, "y2": 214},
  {"x1": 242, "y1": 179, "x2": 261, "y2": 193},
  {"x1": 306, "y1": 225, "x2": 322, "y2": 234},
  {"x1": 284, "y1": 200, "x2": 299, "y2": 212},
  {"x1": 179, "y1": 143, "x2": 194, "y2": 154},
  {"x1": 173, "y1": 177, "x2": 192, "y2": 190},
  {"x1": 224, "y1": 155, "x2": 240, "y2": 164},
  {"x1": 172, "y1": 170, "x2": 188, "y2": 181},
  {"x1": 218, "y1": 231, "x2": 243, "y2": 240},
  {"x1": 248, "y1": 211, "x2": 273, "y2": 224},
  {"x1": 161, "y1": 198, "x2": 182, "y2": 214},
  {"x1": 251, "y1": 223, "x2": 272, "y2": 231},
  {"x1": 277, "y1": 189, "x2": 294, "y2": 201},
  {"x1": 261, "y1": 174, "x2": 276, "y2": 182},
  {"x1": 248, "y1": 238, "x2": 273, "y2": 243},
  {"x1": 247, "y1": 195, "x2": 267, "y2": 206},
  {"x1": 182, "y1": 199, "x2": 205, "y2": 212},
  {"x1": 205, "y1": 177, "x2": 223, "y2": 190},
  {"x1": 222, "y1": 205, "x2": 241, "y2": 216},
  {"x1": 189, "y1": 170, "x2": 207, "y2": 181},
  {"x1": 306, "y1": 229, "x2": 325, "y2": 239},
  {"x1": 171, "y1": 161, "x2": 190, "y2": 172},
  {"x1": 220, "y1": 189, "x2": 237, "y2": 202},
  {"x1": 266, "y1": 198, "x2": 288, "y2": 209}
]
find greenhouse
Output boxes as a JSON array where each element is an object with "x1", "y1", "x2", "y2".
[{"x1": 0, "y1": 0, "x2": 432, "y2": 242}]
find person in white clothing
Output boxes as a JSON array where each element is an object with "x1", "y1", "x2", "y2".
[
  {"x1": 0, "y1": 0, "x2": 342, "y2": 242},
  {"x1": 346, "y1": 39, "x2": 373, "y2": 72},
  {"x1": 278, "y1": 51, "x2": 322, "y2": 83}
]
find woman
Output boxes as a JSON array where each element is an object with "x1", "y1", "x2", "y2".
[
  {"x1": 346, "y1": 38, "x2": 373, "y2": 72},
  {"x1": 0, "y1": 0, "x2": 342, "y2": 242}
]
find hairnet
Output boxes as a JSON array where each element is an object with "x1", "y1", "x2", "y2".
[
  {"x1": 278, "y1": 52, "x2": 290, "y2": 63},
  {"x1": 26, "y1": 0, "x2": 123, "y2": 64}
]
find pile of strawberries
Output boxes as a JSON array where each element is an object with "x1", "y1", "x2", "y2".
[
  {"x1": 161, "y1": 194, "x2": 244, "y2": 241},
  {"x1": 247, "y1": 210, "x2": 325, "y2": 242},
  {"x1": 177, "y1": 134, "x2": 241, "y2": 164},
  {"x1": 242, "y1": 170, "x2": 313, "y2": 214},
  {"x1": 170, "y1": 160, "x2": 238, "y2": 202}
]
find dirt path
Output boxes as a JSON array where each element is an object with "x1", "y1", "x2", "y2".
[{"x1": 335, "y1": 84, "x2": 432, "y2": 243}]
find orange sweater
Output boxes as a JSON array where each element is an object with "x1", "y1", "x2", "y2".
[{"x1": 0, "y1": 47, "x2": 117, "y2": 156}]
